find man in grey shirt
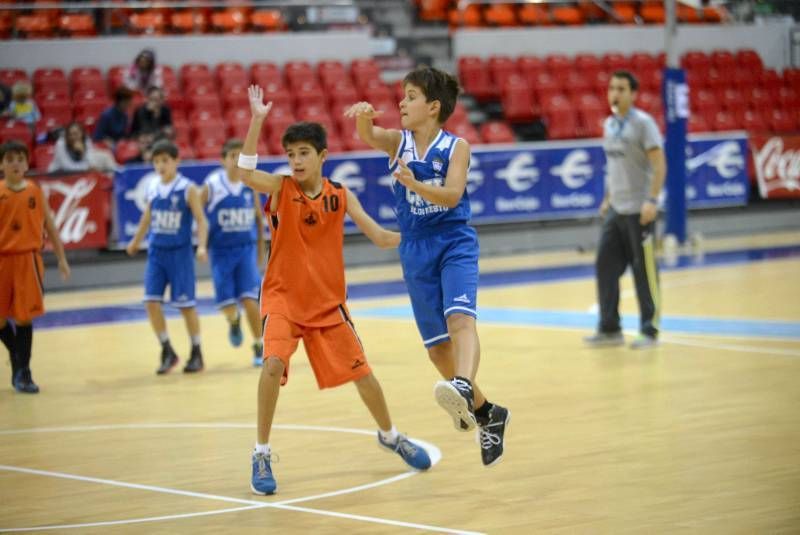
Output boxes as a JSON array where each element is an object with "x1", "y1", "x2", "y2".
[{"x1": 585, "y1": 71, "x2": 666, "y2": 349}]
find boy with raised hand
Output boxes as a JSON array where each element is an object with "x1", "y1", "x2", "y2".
[
  {"x1": 344, "y1": 67, "x2": 510, "y2": 467},
  {"x1": 237, "y1": 85, "x2": 431, "y2": 496}
]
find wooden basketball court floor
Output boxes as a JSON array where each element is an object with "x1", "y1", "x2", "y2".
[{"x1": 2, "y1": 231, "x2": 799, "y2": 534}]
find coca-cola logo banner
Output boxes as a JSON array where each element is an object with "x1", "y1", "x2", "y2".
[
  {"x1": 37, "y1": 172, "x2": 112, "y2": 250},
  {"x1": 750, "y1": 134, "x2": 800, "y2": 199}
]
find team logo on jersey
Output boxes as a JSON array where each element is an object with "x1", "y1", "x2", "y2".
[
  {"x1": 431, "y1": 156, "x2": 444, "y2": 173},
  {"x1": 28, "y1": 196, "x2": 36, "y2": 209},
  {"x1": 303, "y1": 212, "x2": 318, "y2": 226},
  {"x1": 453, "y1": 293, "x2": 470, "y2": 304},
  {"x1": 351, "y1": 358, "x2": 365, "y2": 370},
  {"x1": 170, "y1": 194, "x2": 180, "y2": 209}
]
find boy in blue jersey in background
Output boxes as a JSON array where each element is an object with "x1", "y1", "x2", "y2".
[
  {"x1": 200, "y1": 138, "x2": 266, "y2": 366},
  {"x1": 126, "y1": 140, "x2": 209, "y2": 375},
  {"x1": 345, "y1": 67, "x2": 510, "y2": 467}
]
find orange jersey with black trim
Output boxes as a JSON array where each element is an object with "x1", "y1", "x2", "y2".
[
  {"x1": 0, "y1": 180, "x2": 45, "y2": 254},
  {"x1": 260, "y1": 176, "x2": 350, "y2": 327}
]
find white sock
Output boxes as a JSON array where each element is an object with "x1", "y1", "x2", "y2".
[
  {"x1": 378, "y1": 426, "x2": 399, "y2": 444},
  {"x1": 157, "y1": 331, "x2": 169, "y2": 344},
  {"x1": 254, "y1": 443, "x2": 270, "y2": 455},
  {"x1": 190, "y1": 334, "x2": 201, "y2": 347}
]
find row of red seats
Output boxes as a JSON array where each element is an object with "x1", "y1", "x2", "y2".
[
  {"x1": 1, "y1": 7, "x2": 285, "y2": 39},
  {"x1": 416, "y1": 0, "x2": 725, "y2": 27}
]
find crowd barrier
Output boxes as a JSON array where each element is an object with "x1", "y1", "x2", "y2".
[{"x1": 36, "y1": 132, "x2": 752, "y2": 251}]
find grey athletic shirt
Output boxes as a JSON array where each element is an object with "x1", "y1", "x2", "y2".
[{"x1": 602, "y1": 107, "x2": 663, "y2": 215}]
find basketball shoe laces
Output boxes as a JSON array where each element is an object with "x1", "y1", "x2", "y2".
[
  {"x1": 478, "y1": 422, "x2": 502, "y2": 450},
  {"x1": 451, "y1": 377, "x2": 472, "y2": 396},
  {"x1": 395, "y1": 436, "x2": 418, "y2": 457},
  {"x1": 255, "y1": 453, "x2": 278, "y2": 478}
]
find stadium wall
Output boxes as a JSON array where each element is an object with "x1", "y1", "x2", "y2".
[
  {"x1": 0, "y1": 30, "x2": 372, "y2": 72},
  {"x1": 453, "y1": 22, "x2": 794, "y2": 70}
]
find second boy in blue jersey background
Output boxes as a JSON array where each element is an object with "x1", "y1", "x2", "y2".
[{"x1": 200, "y1": 139, "x2": 266, "y2": 366}]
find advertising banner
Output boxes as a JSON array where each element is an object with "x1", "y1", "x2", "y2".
[
  {"x1": 37, "y1": 171, "x2": 113, "y2": 250},
  {"x1": 750, "y1": 133, "x2": 800, "y2": 199}
]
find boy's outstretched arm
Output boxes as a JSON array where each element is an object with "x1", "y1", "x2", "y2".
[
  {"x1": 43, "y1": 205, "x2": 70, "y2": 280},
  {"x1": 343, "y1": 101, "x2": 402, "y2": 158},
  {"x1": 126, "y1": 205, "x2": 151, "y2": 256},
  {"x1": 187, "y1": 185, "x2": 209, "y2": 262},
  {"x1": 344, "y1": 188, "x2": 399, "y2": 249},
  {"x1": 236, "y1": 85, "x2": 284, "y2": 195}
]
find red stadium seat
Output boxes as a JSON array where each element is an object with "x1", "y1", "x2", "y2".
[
  {"x1": 170, "y1": 10, "x2": 208, "y2": 34},
  {"x1": 766, "y1": 109, "x2": 796, "y2": 133},
  {"x1": 417, "y1": 0, "x2": 450, "y2": 22},
  {"x1": 458, "y1": 56, "x2": 494, "y2": 102},
  {"x1": 783, "y1": 68, "x2": 800, "y2": 89},
  {"x1": 640, "y1": 2, "x2": 665, "y2": 24},
  {"x1": 574, "y1": 54, "x2": 602, "y2": 79},
  {"x1": 210, "y1": 9, "x2": 249, "y2": 34},
  {"x1": 682, "y1": 50, "x2": 710, "y2": 72},
  {"x1": 574, "y1": 92, "x2": 606, "y2": 114},
  {"x1": 711, "y1": 110, "x2": 737, "y2": 131},
  {"x1": 129, "y1": 10, "x2": 167, "y2": 35},
  {"x1": 251, "y1": 62, "x2": 282, "y2": 83},
  {"x1": 361, "y1": 79, "x2": 393, "y2": 104},
  {"x1": 251, "y1": 9, "x2": 284, "y2": 32},
  {"x1": 719, "y1": 88, "x2": 744, "y2": 111},
  {"x1": 687, "y1": 113, "x2": 710, "y2": 134},
  {"x1": 692, "y1": 88, "x2": 718, "y2": 115},
  {"x1": 531, "y1": 72, "x2": 562, "y2": 107},
  {"x1": 284, "y1": 61, "x2": 315, "y2": 87},
  {"x1": 501, "y1": 75, "x2": 535, "y2": 123},
  {"x1": 327, "y1": 80, "x2": 360, "y2": 109},
  {"x1": 0, "y1": 121, "x2": 34, "y2": 150},
  {"x1": 551, "y1": 5, "x2": 584, "y2": 25},
  {"x1": 33, "y1": 144, "x2": 56, "y2": 173},
  {"x1": 216, "y1": 62, "x2": 248, "y2": 86},
  {"x1": 0, "y1": 69, "x2": 28, "y2": 87},
  {"x1": 563, "y1": 71, "x2": 591, "y2": 96},
  {"x1": 630, "y1": 52, "x2": 659, "y2": 72},
  {"x1": 479, "y1": 121, "x2": 515, "y2": 144},
  {"x1": 544, "y1": 54, "x2": 571, "y2": 77},
  {"x1": 579, "y1": 109, "x2": 606, "y2": 137},
  {"x1": 602, "y1": 53, "x2": 628, "y2": 72},
  {"x1": 58, "y1": 13, "x2": 96, "y2": 37},
  {"x1": 16, "y1": 13, "x2": 54, "y2": 38},
  {"x1": 517, "y1": 3, "x2": 551, "y2": 26},
  {"x1": 448, "y1": 121, "x2": 482, "y2": 145},
  {"x1": 484, "y1": 3, "x2": 516, "y2": 27},
  {"x1": 544, "y1": 109, "x2": 579, "y2": 140},
  {"x1": 777, "y1": 87, "x2": 799, "y2": 110},
  {"x1": 448, "y1": 5, "x2": 483, "y2": 28},
  {"x1": 517, "y1": 55, "x2": 545, "y2": 76},
  {"x1": 638, "y1": 68, "x2": 662, "y2": 93},
  {"x1": 735, "y1": 49, "x2": 763, "y2": 71},
  {"x1": 488, "y1": 55, "x2": 518, "y2": 89},
  {"x1": 738, "y1": 109, "x2": 768, "y2": 132},
  {"x1": 711, "y1": 50, "x2": 736, "y2": 74}
]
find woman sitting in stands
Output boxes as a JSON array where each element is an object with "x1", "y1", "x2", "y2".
[
  {"x1": 124, "y1": 49, "x2": 163, "y2": 93},
  {"x1": 48, "y1": 122, "x2": 118, "y2": 173}
]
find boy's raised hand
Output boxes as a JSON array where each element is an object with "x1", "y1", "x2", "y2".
[
  {"x1": 248, "y1": 85, "x2": 273, "y2": 119},
  {"x1": 343, "y1": 101, "x2": 384, "y2": 120}
]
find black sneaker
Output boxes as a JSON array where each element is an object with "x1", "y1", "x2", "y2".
[
  {"x1": 434, "y1": 377, "x2": 476, "y2": 432},
  {"x1": 13, "y1": 368, "x2": 40, "y2": 394},
  {"x1": 183, "y1": 345, "x2": 204, "y2": 373},
  {"x1": 156, "y1": 343, "x2": 179, "y2": 375},
  {"x1": 228, "y1": 315, "x2": 243, "y2": 347},
  {"x1": 477, "y1": 404, "x2": 510, "y2": 467}
]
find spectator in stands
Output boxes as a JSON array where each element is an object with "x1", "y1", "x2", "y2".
[
  {"x1": 130, "y1": 86, "x2": 173, "y2": 140},
  {"x1": 48, "y1": 122, "x2": 118, "y2": 173},
  {"x1": 93, "y1": 86, "x2": 134, "y2": 147},
  {"x1": 0, "y1": 83, "x2": 11, "y2": 114},
  {"x1": 124, "y1": 48, "x2": 163, "y2": 93},
  {"x1": 2, "y1": 82, "x2": 40, "y2": 125},
  {"x1": 584, "y1": 71, "x2": 666, "y2": 350}
]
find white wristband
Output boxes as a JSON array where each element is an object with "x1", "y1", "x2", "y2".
[{"x1": 237, "y1": 153, "x2": 258, "y2": 170}]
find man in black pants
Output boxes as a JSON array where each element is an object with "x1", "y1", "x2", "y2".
[{"x1": 585, "y1": 71, "x2": 666, "y2": 349}]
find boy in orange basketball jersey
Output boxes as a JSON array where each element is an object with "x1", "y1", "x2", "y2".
[
  {"x1": 237, "y1": 86, "x2": 431, "y2": 495},
  {"x1": 0, "y1": 140, "x2": 70, "y2": 393}
]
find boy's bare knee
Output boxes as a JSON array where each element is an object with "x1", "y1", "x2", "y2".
[
  {"x1": 446, "y1": 313, "x2": 474, "y2": 333},
  {"x1": 264, "y1": 356, "x2": 285, "y2": 377}
]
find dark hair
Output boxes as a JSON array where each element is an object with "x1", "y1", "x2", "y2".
[
  {"x1": 145, "y1": 85, "x2": 163, "y2": 97},
  {"x1": 114, "y1": 86, "x2": 134, "y2": 105},
  {"x1": 403, "y1": 66, "x2": 461, "y2": 124},
  {"x1": 222, "y1": 138, "x2": 244, "y2": 157},
  {"x1": 135, "y1": 48, "x2": 156, "y2": 72},
  {"x1": 281, "y1": 122, "x2": 327, "y2": 153},
  {"x1": 0, "y1": 140, "x2": 29, "y2": 162},
  {"x1": 611, "y1": 70, "x2": 639, "y2": 92},
  {"x1": 151, "y1": 139, "x2": 179, "y2": 159}
]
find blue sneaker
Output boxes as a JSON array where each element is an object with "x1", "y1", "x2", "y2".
[
  {"x1": 251, "y1": 451, "x2": 277, "y2": 495},
  {"x1": 377, "y1": 433, "x2": 431, "y2": 471},
  {"x1": 252, "y1": 342, "x2": 263, "y2": 367},
  {"x1": 228, "y1": 316, "x2": 243, "y2": 347}
]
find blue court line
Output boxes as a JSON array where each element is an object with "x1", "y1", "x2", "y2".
[
  {"x1": 357, "y1": 306, "x2": 800, "y2": 340},
  {"x1": 32, "y1": 243, "x2": 800, "y2": 331}
]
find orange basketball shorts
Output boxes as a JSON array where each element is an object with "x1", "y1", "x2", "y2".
[
  {"x1": 262, "y1": 313, "x2": 371, "y2": 389},
  {"x1": 0, "y1": 252, "x2": 45, "y2": 323}
]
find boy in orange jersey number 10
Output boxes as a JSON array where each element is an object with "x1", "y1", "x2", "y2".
[
  {"x1": 237, "y1": 86, "x2": 431, "y2": 495},
  {"x1": 344, "y1": 66, "x2": 510, "y2": 467},
  {"x1": 0, "y1": 141, "x2": 71, "y2": 394}
]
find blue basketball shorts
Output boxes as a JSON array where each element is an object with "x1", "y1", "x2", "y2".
[
  {"x1": 143, "y1": 244, "x2": 196, "y2": 308},
  {"x1": 399, "y1": 225, "x2": 479, "y2": 348},
  {"x1": 209, "y1": 243, "x2": 260, "y2": 307}
]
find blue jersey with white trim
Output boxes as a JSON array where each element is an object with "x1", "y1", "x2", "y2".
[
  {"x1": 388, "y1": 129, "x2": 471, "y2": 236},
  {"x1": 147, "y1": 174, "x2": 193, "y2": 248},
  {"x1": 205, "y1": 169, "x2": 258, "y2": 249}
]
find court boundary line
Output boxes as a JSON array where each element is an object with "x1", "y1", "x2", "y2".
[{"x1": 0, "y1": 424, "x2": 482, "y2": 535}]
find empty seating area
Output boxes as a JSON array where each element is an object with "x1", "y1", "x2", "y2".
[
  {"x1": 0, "y1": 3, "x2": 287, "y2": 39},
  {"x1": 0, "y1": 58, "x2": 409, "y2": 171},
  {"x1": 458, "y1": 48, "x2": 800, "y2": 140},
  {"x1": 415, "y1": 1, "x2": 726, "y2": 27}
]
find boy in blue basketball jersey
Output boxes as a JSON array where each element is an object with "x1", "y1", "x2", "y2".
[
  {"x1": 200, "y1": 138, "x2": 266, "y2": 366},
  {"x1": 345, "y1": 67, "x2": 510, "y2": 466},
  {"x1": 126, "y1": 140, "x2": 209, "y2": 375}
]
